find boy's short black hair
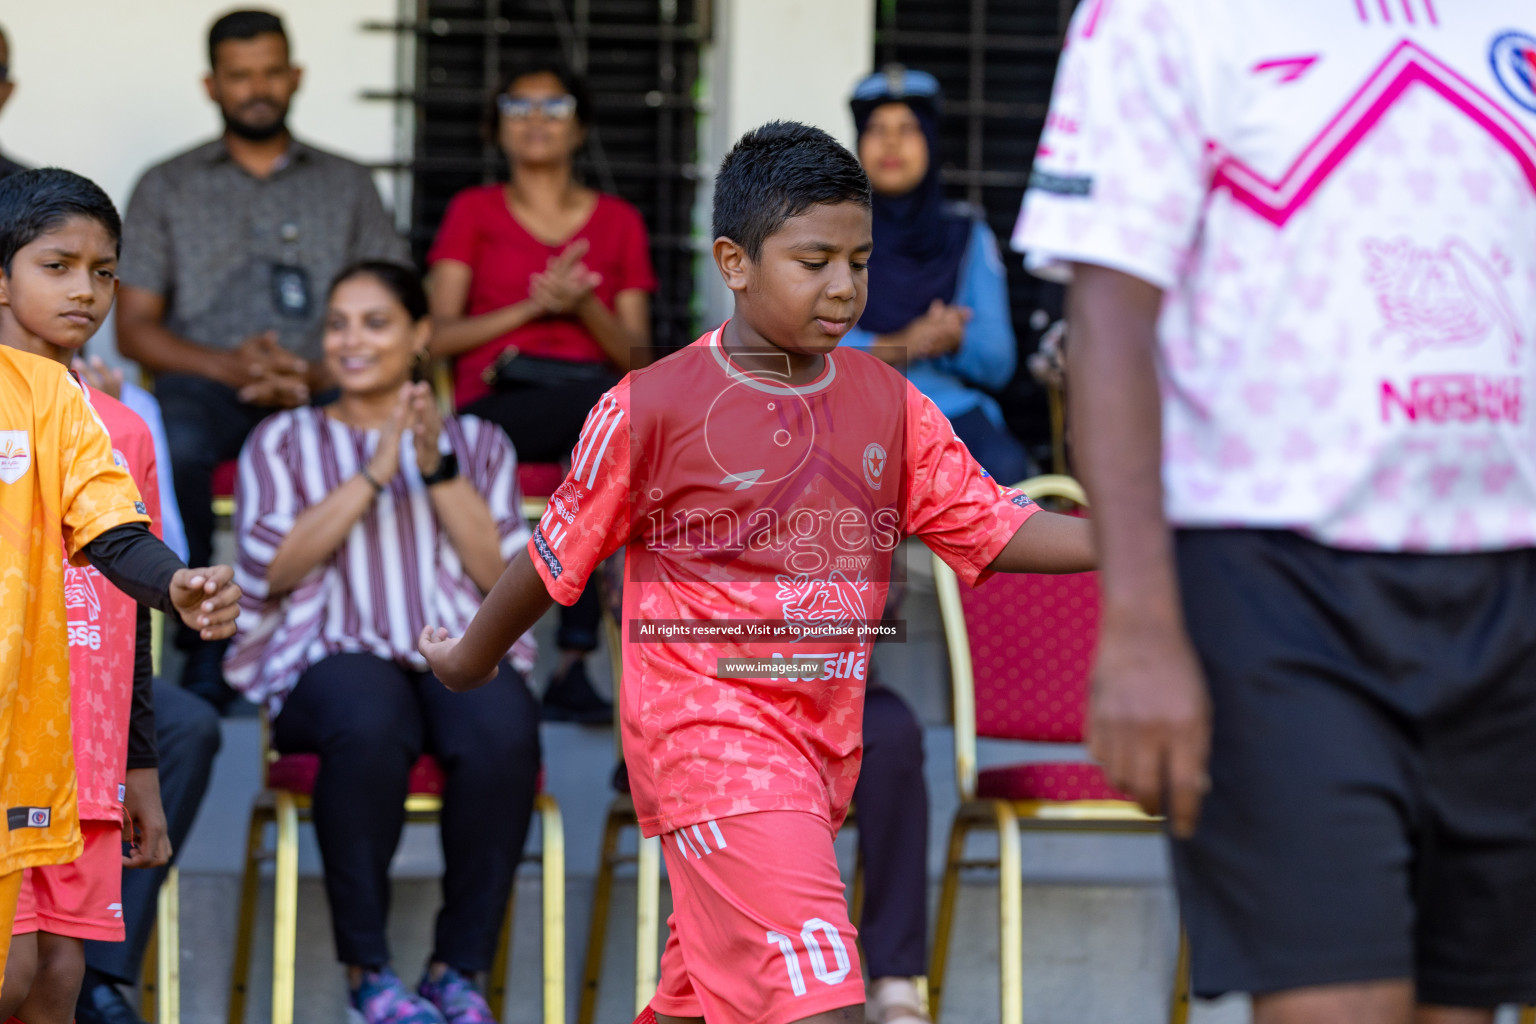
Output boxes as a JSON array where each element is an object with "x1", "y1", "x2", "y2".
[
  {"x1": 712, "y1": 121, "x2": 871, "y2": 261},
  {"x1": 0, "y1": 168, "x2": 122, "y2": 274},
  {"x1": 209, "y1": 9, "x2": 287, "y2": 68}
]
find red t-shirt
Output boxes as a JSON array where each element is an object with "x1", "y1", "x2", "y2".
[
  {"x1": 427, "y1": 186, "x2": 657, "y2": 407},
  {"x1": 69, "y1": 384, "x2": 161, "y2": 822},
  {"x1": 528, "y1": 328, "x2": 1039, "y2": 836}
]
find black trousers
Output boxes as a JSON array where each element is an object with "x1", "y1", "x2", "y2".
[
  {"x1": 155, "y1": 373, "x2": 270, "y2": 574},
  {"x1": 156, "y1": 373, "x2": 272, "y2": 692},
  {"x1": 465, "y1": 380, "x2": 616, "y2": 654},
  {"x1": 271, "y1": 653, "x2": 542, "y2": 972},
  {"x1": 83, "y1": 680, "x2": 223, "y2": 984},
  {"x1": 852, "y1": 685, "x2": 929, "y2": 979}
]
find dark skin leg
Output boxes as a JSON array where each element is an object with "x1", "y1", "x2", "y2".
[
  {"x1": 0, "y1": 931, "x2": 38, "y2": 1018},
  {"x1": 10, "y1": 932, "x2": 85, "y2": 1024},
  {"x1": 1252, "y1": 981, "x2": 1494, "y2": 1024},
  {"x1": 656, "y1": 1008, "x2": 864, "y2": 1024}
]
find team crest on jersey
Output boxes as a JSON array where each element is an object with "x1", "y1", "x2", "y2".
[
  {"x1": 1490, "y1": 31, "x2": 1536, "y2": 114},
  {"x1": 862, "y1": 443, "x2": 887, "y2": 489},
  {"x1": 7, "y1": 806, "x2": 51, "y2": 830},
  {"x1": 0, "y1": 431, "x2": 30, "y2": 484}
]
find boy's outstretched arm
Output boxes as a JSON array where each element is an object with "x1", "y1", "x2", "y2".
[
  {"x1": 420, "y1": 549, "x2": 555, "y2": 691},
  {"x1": 985, "y1": 509, "x2": 1096, "y2": 575},
  {"x1": 85, "y1": 522, "x2": 242, "y2": 639}
]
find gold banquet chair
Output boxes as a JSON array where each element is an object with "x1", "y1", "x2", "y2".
[
  {"x1": 227, "y1": 720, "x2": 565, "y2": 1024},
  {"x1": 578, "y1": 606, "x2": 665, "y2": 1024},
  {"x1": 139, "y1": 611, "x2": 181, "y2": 1024},
  {"x1": 927, "y1": 474, "x2": 1190, "y2": 1024}
]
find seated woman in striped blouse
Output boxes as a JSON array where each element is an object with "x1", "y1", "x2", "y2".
[{"x1": 225, "y1": 261, "x2": 539, "y2": 1024}]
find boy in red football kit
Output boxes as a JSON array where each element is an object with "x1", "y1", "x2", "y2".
[
  {"x1": 421, "y1": 121, "x2": 1094, "y2": 1024},
  {"x1": 0, "y1": 168, "x2": 242, "y2": 1023}
]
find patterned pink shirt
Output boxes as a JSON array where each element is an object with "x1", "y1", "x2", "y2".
[
  {"x1": 530, "y1": 329, "x2": 1038, "y2": 837},
  {"x1": 1015, "y1": 0, "x2": 1536, "y2": 551}
]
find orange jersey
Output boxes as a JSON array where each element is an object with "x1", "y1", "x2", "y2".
[
  {"x1": 0, "y1": 349, "x2": 149, "y2": 877},
  {"x1": 529, "y1": 329, "x2": 1038, "y2": 836},
  {"x1": 68, "y1": 385, "x2": 161, "y2": 822}
]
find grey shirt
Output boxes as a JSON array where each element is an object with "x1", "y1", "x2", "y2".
[{"x1": 119, "y1": 137, "x2": 410, "y2": 364}]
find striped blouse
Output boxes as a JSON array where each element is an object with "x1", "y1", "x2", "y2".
[{"x1": 224, "y1": 407, "x2": 536, "y2": 716}]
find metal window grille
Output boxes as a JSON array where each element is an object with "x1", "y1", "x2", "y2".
[
  {"x1": 873, "y1": 0, "x2": 1076, "y2": 459},
  {"x1": 367, "y1": 0, "x2": 707, "y2": 350}
]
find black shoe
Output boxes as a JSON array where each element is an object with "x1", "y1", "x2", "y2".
[
  {"x1": 76, "y1": 969, "x2": 148, "y2": 1024},
  {"x1": 542, "y1": 660, "x2": 613, "y2": 725}
]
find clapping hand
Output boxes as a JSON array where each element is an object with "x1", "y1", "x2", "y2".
[
  {"x1": 530, "y1": 239, "x2": 603, "y2": 315},
  {"x1": 902, "y1": 300, "x2": 971, "y2": 360},
  {"x1": 407, "y1": 381, "x2": 445, "y2": 477},
  {"x1": 364, "y1": 383, "x2": 415, "y2": 486}
]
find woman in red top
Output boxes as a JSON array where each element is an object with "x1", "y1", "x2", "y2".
[
  {"x1": 427, "y1": 61, "x2": 655, "y2": 721},
  {"x1": 427, "y1": 62, "x2": 656, "y2": 461}
]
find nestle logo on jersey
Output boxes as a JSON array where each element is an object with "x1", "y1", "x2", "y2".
[
  {"x1": 549, "y1": 481, "x2": 583, "y2": 525},
  {"x1": 1380, "y1": 374, "x2": 1522, "y2": 425},
  {"x1": 8, "y1": 806, "x2": 51, "y2": 830}
]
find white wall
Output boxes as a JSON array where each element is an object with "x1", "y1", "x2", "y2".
[
  {"x1": 0, "y1": 1, "x2": 400, "y2": 207},
  {"x1": 696, "y1": 0, "x2": 876, "y2": 325},
  {"x1": 0, "y1": 1, "x2": 403, "y2": 357}
]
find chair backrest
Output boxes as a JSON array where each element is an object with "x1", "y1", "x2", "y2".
[{"x1": 932, "y1": 474, "x2": 1097, "y2": 801}]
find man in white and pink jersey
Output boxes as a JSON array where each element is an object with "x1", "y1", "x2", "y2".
[
  {"x1": 1016, "y1": 0, "x2": 1536, "y2": 1018},
  {"x1": 423, "y1": 121, "x2": 1095, "y2": 1024}
]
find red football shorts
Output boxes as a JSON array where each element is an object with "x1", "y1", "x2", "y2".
[
  {"x1": 13, "y1": 820, "x2": 124, "y2": 942},
  {"x1": 652, "y1": 810, "x2": 863, "y2": 1024}
]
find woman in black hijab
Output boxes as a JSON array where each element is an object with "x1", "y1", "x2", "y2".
[{"x1": 846, "y1": 67, "x2": 1034, "y2": 485}]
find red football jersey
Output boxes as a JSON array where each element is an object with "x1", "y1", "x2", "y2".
[
  {"x1": 67, "y1": 384, "x2": 160, "y2": 822},
  {"x1": 530, "y1": 328, "x2": 1038, "y2": 836}
]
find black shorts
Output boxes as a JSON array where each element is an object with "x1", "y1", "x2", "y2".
[{"x1": 1171, "y1": 529, "x2": 1536, "y2": 1006}]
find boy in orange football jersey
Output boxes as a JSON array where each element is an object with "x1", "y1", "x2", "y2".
[{"x1": 0, "y1": 168, "x2": 241, "y2": 1021}]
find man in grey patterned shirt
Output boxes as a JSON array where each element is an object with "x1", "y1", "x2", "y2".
[{"x1": 117, "y1": 9, "x2": 408, "y2": 708}]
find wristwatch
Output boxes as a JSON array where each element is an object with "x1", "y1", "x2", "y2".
[{"x1": 421, "y1": 450, "x2": 459, "y2": 487}]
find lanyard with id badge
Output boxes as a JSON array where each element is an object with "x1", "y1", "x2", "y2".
[{"x1": 270, "y1": 221, "x2": 311, "y2": 319}]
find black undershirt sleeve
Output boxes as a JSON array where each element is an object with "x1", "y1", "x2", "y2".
[
  {"x1": 126, "y1": 603, "x2": 158, "y2": 770},
  {"x1": 83, "y1": 522, "x2": 185, "y2": 616}
]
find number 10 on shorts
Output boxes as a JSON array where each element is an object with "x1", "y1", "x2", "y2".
[{"x1": 766, "y1": 918, "x2": 852, "y2": 996}]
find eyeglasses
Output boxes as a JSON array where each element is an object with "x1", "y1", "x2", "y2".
[{"x1": 497, "y1": 94, "x2": 578, "y2": 121}]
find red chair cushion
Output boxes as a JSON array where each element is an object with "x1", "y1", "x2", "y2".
[
  {"x1": 267, "y1": 754, "x2": 544, "y2": 797},
  {"x1": 976, "y1": 761, "x2": 1130, "y2": 802},
  {"x1": 268, "y1": 753, "x2": 447, "y2": 796},
  {"x1": 517, "y1": 462, "x2": 565, "y2": 499},
  {"x1": 958, "y1": 571, "x2": 1100, "y2": 743},
  {"x1": 211, "y1": 459, "x2": 238, "y2": 499}
]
